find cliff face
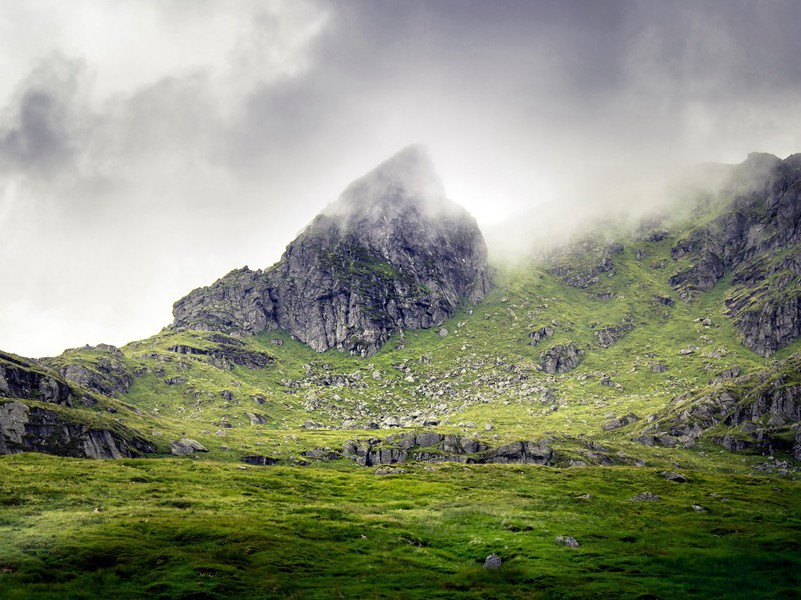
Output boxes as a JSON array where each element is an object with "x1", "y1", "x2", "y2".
[
  {"x1": 666, "y1": 153, "x2": 801, "y2": 356},
  {"x1": 173, "y1": 146, "x2": 491, "y2": 355}
]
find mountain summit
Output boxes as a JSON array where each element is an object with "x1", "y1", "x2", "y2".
[{"x1": 172, "y1": 146, "x2": 491, "y2": 355}]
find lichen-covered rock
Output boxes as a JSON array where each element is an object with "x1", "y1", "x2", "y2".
[
  {"x1": 541, "y1": 344, "x2": 584, "y2": 374},
  {"x1": 636, "y1": 353, "x2": 801, "y2": 454},
  {"x1": 170, "y1": 439, "x2": 208, "y2": 455},
  {"x1": 42, "y1": 344, "x2": 132, "y2": 398},
  {"x1": 0, "y1": 351, "x2": 74, "y2": 406},
  {"x1": 0, "y1": 400, "x2": 154, "y2": 458},
  {"x1": 173, "y1": 146, "x2": 491, "y2": 356}
]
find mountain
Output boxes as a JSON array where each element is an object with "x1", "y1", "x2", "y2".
[
  {"x1": 172, "y1": 145, "x2": 491, "y2": 356},
  {"x1": 1, "y1": 148, "x2": 801, "y2": 599}
]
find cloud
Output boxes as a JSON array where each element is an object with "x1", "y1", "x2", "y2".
[{"x1": 1, "y1": 0, "x2": 801, "y2": 356}]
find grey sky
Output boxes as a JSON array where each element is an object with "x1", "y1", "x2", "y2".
[{"x1": 2, "y1": 0, "x2": 800, "y2": 356}]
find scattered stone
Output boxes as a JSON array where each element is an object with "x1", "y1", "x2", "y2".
[
  {"x1": 483, "y1": 553, "x2": 502, "y2": 569},
  {"x1": 692, "y1": 505, "x2": 706, "y2": 512},
  {"x1": 438, "y1": 327, "x2": 449, "y2": 337},
  {"x1": 630, "y1": 491, "x2": 661, "y2": 501},
  {"x1": 374, "y1": 466, "x2": 405, "y2": 475},
  {"x1": 555, "y1": 535, "x2": 580, "y2": 548},
  {"x1": 663, "y1": 471, "x2": 688, "y2": 483},
  {"x1": 170, "y1": 439, "x2": 208, "y2": 456}
]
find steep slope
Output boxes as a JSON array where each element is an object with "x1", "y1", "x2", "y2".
[{"x1": 172, "y1": 146, "x2": 491, "y2": 356}]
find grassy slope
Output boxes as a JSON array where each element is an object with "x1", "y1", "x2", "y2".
[
  {"x1": 1, "y1": 455, "x2": 799, "y2": 600},
  {"x1": 2, "y1": 220, "x2": 801, "y2": 598}
]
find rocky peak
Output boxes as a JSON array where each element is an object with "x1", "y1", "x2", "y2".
[{"x1": 173, "y1": 146, "x2": 492, "y2": 355}]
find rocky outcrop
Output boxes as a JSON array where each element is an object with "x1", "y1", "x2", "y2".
[
  {"x1": 0, "y1": 400, "x2": 155, "y2": 458},
  {"x1": 593, "y1": 324, "x2": 634, "y2": 348},
  {"x1": 42, "y1": 344, "x2": 132, "y2": 398},
  {"x1": 666, "y1": 153, "x2": 801, "y2": 355},
  {"x1": 541, "y1": 344, "x2": 584, "y2": 374},
  {"x1": 170, "y1": 439, "x2": 208, "y2": 456},
  {"x1": 0, "y1": 352, "x2": 75, "y2": 406},
  {"x1": 0, "y1": 350, "x2": 154, "y2": 459},
  {"x1": 173, "y1": 146, "x2": 491, "y2": 356},
  {"x1": 635, "y1": 353, "x2": 801, "y2": 455},
  {"x1": 166, "y1": 336, "x2": 273, "y2": 369},
  {"x1": 547, "y1": 238, "x2": 623, "y2": 288},
  {"x1": 333, "y1": 432, "x2": 551, "y2": 466}
]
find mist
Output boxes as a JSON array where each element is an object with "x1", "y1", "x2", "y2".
[{"x1": 2, "y1": 0, "x2": 801, "y2": 357}]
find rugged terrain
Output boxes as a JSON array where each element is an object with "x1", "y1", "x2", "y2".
[{"x1": 1, "y1": 149, "x2": 801, "y2": 599}]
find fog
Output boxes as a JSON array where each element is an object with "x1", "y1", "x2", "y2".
[{"x1": 2, "y1": 0, "x2": 801, "y2": 357}]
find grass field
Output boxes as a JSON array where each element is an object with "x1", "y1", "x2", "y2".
[{"x1": 1, "y1": 453, "x2": 800, "y2": 599}]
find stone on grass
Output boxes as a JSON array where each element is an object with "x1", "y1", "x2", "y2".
[
  {"x1": 483, "y1": 553, "x2": 502, "y2": 569},
  {"x1": 631, "y1": 491, "x2": 661, "y2": 501},
  {"x1": 556, "y1": 535, "x2": 580, "y2": 548},
  {"x1": 170, "y1": 439, "x2": 208, "y2": 456}
]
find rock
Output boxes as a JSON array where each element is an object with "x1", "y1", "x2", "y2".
[
  {"x1": 485, "y1": 441, "x2": 553, "y2": 465},
  {"x1": 483, "y1": 553, "x2": 502, "y2": 569},
  {"x1": 663, "y1": 471, "x2": 688, "y2": 483},
  {"x1": 651, "y1": 364, "x2": 668, "y2": 373},
  {"x1": 172, "y1": 146, "x2": 491, "y2": 356},
  {"x1": 0, "y1": 352, "x2": 75, "y2": 406},
  {"x1": 602, "y1": 413, "x2": 639, "y2": 431},
  {"x1": 547, "y1": 238, "x2": 619, "y2": 288},
  {"x1": 0, "y1": 400, "x2": 154, "y2": 459},
  {"x1": 170, "y1": 439, "x2": 208, "y2": 456},
  {"x1": 541, "y1": 344, "x2": 584, "y2": 374},
  {"x1": 555, "y1": 536, "x2": 580, "y2": 548},
  {"x1": 692, "y1": 505, "x2": 707, "y2": 512},
  {"x1": 438, "y1": 328, "x2": 449, "y2": 337},
  {"x1": 270, "y1": 339, "x2": 284, "y2": 346},
  {"x1": 374, "y1": 466, "x2": 405, "y2": 475},
  {"x1": 630, "y1": 491, "x2": 661, "y2": 501},
  {"x1": 246, "y1": 412, "x2": 267, "y2": 425},
  {"x1": 593, "y1": 324, "x2": 634, "y2": 348},
  {"x1": 528, "y1": 326, "x2": 555, "y2": 346},
  {"x1": 46, "y1": 345, "x2": 133, "y2": 397},
  {"x1": 242, "y1": 455, "x2": 277, "y2": 466}
]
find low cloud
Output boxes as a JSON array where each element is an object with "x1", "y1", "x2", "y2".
[{"x1": 1, "y1": 0, "x2": 801, "y2": 356}]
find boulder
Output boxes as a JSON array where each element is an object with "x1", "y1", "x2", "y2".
[{"x1": 171, "y1": 439, "x2": 208, "y2": 456}]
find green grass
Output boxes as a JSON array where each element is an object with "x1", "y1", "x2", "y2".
[{"x1": 1, "y1": 454, "x2": 799, "y2": 599}]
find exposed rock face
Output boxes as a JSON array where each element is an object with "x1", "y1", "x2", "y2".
[
  {"x1": 635, "y1": 353, "x2": 801, "y2": 454},
  {"x1": 0, "y1": 400, "x2": 154, "y2": 458},
  {"x1": 0, "y1": 352, "x2": 154, "y2": 459},
  {"x1": 541, "y1": 344, "x2": 584, "y2": 374},
  {"x1": 42, "y1": 344, "x2": 132, "y2": 398},
  {"x1": 173, "y1": 146, "x2": 491, "y2": 356},
  {"x1": 278, "y1": 432, "x2": 554, "y2": 467},
  {"x1": 667, "y1": 153, "x2": 801, "y2": 355},
  {"x1": 0, "y1": 352, "x2": 74, "y2": 406}
]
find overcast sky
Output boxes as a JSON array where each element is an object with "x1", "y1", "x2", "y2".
[{"x1": 2, "y1": 0, "x2": 801, "y2": 357}]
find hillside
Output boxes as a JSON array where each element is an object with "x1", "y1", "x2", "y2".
[{"x1": 1, "y1": 150, "x2": 800, "y2": 599}]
